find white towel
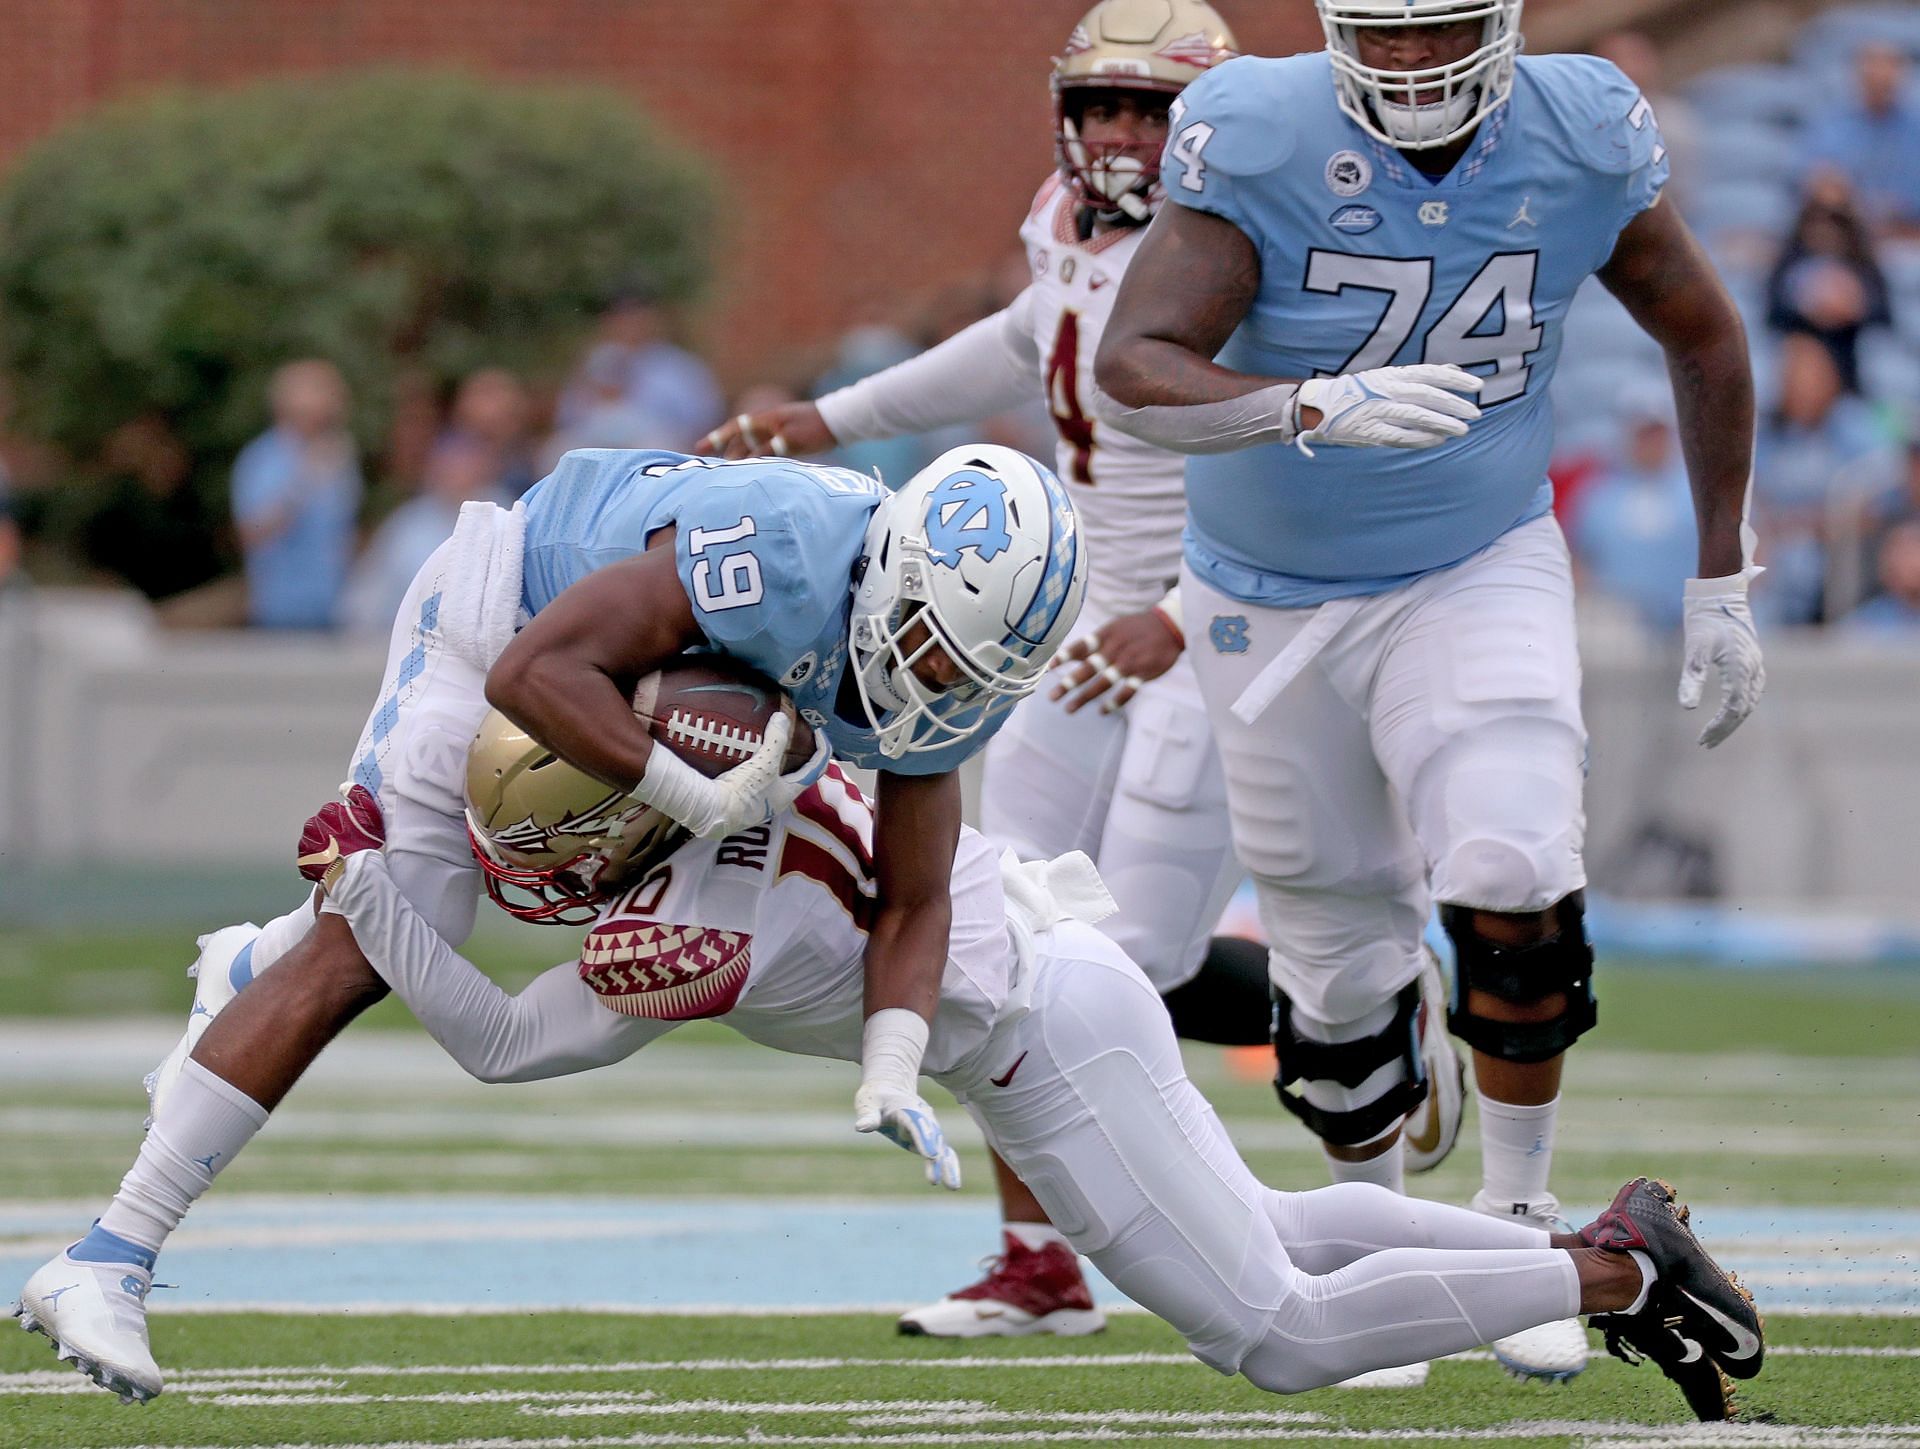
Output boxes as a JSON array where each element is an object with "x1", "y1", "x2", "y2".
[
  {"x1": 436, "y1": 501, "x2": 528, "y2": 669},
  {"x1": 997, "y1": 848, "x2": 1117, "y2": 1022}
]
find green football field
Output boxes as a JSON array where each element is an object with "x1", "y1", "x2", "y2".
[{"x1": 4, "y1": 926, "x2": 1919, "y2": 1446}]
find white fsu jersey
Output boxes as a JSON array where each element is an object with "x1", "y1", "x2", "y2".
[
  {"x1": 576, "y1": 764, "x2": 1011, "y2": 1072},
  {"x1": 1018, "y1": 175, "x2": 1187, "y2": 623}
]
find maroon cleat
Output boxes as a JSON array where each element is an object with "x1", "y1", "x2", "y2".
[{"x1": 897, "y1": 1232, "x2": 1106, "y2": 1339}]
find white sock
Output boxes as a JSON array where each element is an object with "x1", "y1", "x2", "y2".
[
  {"x1": 97, "y1": 1059, "x2": 268, "y2": 1253},
  {"x1": 1625, "y1": 1249, "x2": 1656, "y2": 1315},
  {"x1": 1478, "y1": 1093, "x2": 1559, "y2": 1212},
  {"x1": 1005, "y1": 1221, "x2": 1070, "y2": 1253},
  {"x1": 250, "y1": 902, "x2": 316, "y2": 977},
  {"x1": 1323, "y1": 1135, "x2": 1406, "y2": 1195}
]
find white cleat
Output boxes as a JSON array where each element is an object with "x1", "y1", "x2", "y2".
[
  {"x1": 1472, "y1": 1190, "x2": 1591, "y2": 1383},
  {"x1": 13, "y1": 1249, "x2": 162, "y2": 1403},
  {"x1": 1336, "y1": 1360, "x2": 1431, "y2": 1389},
  {"x1": 1402, "y1": 947, "x2": 1466, "y2": 1174},
  {"x1": 144, "y1": 922, "x2": 261, "y2": 1123}
]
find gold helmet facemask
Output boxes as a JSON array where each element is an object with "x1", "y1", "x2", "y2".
[
  {"x1": 463, "y1": 710, "x2": 688, "y2": 926},
  {"x1": 1053, "y1": 0, "x2": 1239, "y2": 222}
]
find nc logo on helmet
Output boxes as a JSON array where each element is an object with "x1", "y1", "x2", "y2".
[{"x1": 924, "y1": 470, "x2": 1013, "y2": 569}]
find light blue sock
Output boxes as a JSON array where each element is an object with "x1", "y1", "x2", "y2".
[{"x1": 70, "y1": 1222, "x2": 157, "y2": 1272}]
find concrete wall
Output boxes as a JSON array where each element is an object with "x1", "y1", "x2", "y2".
[{"x1": 3, "y1": 589, "x2": 1917, "y2": 921}]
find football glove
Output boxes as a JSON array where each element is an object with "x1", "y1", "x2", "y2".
[
  {"x1": 1296, "y1": 364, "x2": 1484, "y2": 456},
  {"x1": 296, "y1": 784, "x2": 386, "y2": 891},
  {"x1": 628, "y1": 711, "x2": 827, "y2": 840},
  {"x1": 1679, "y1": 575, "x2": 1766, "y2": 748},
  {"x1": 853, "y1": 1007, "x2": 962, "y2": 1191}
]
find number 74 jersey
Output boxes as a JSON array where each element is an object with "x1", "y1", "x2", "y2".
[{"x1": 1159, "y1": 51, "x2": 1669, "y2": 607}]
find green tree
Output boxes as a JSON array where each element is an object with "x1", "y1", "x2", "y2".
[{"x1": 0, "y1": 69, "x2": 713, "y2": 466}]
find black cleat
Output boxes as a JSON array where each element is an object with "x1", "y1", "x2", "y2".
[
  {"x1": 1590, "y1": 1290, "x2": 1739, "y2": 1422},
  {"x1": 1581, "y1": 1178, "x2": 1765, "y2": 1382}
]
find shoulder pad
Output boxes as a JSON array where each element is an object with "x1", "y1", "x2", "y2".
[
  {"x1": 1027, "y1": 172, "x2": 1066, "y2": 222},
  {"x1": 1515, "y1": 54, "x2": 1662, "y2": 178},
  {"x1": 1172, "y1": 55, "x2": 1305, "y2": 178}
]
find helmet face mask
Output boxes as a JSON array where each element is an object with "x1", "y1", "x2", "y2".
[
  {"x1": 464, "y1": 710, "x2": 688, "y2": 925},
  {"x1": 1052, "y1": 0, "x2": 1239, "y2": 221},
  {"x1": 1318, "y1": 0, "x2": 1523, "y2": 151},
  {"x1": 849, "y1": 445, "x2": 1089, "y2": 760}
]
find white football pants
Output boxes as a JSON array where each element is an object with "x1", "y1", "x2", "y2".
[
  {"x1": 327, "y1": 859, "x2": 1582, "y2": 1393},
  {"x1": 1182, "y1": 516, "x2": 1588, "y2": 1040},
  {"x1": 981, "y1": 615, "x2": 1240, "y2": 993}
]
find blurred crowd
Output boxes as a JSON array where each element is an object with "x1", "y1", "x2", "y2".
[
  {"x1": 2, "y1": 6, "x2": 1919, "y2": 646},
  {"x1": 1559, "y1": 9, "x2": 1920, "y2": 638}
]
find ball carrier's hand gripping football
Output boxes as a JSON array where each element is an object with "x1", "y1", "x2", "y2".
[
  {"x1": 854, "y1": 1008, "x2": 963, "y2": 1191},
  {"x1": 626, "y1": 699, "x2": 831, "y2": 840}
]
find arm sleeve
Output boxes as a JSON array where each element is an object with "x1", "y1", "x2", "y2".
[
  {"x1": 324, "y1": 852, "x2": 673, "y2": 1082},
  {"x1": 816, "y1": 292, "x2": 1042, "y2": 443}
]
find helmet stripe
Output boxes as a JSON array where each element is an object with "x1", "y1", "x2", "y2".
[{"x1": 1002, "y1": 465, "x2": 1080, "y2": 658}]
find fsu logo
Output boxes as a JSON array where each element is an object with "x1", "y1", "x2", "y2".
[{"x1": 1157, "y1": 31, "x2": 1235, "y2": 69}]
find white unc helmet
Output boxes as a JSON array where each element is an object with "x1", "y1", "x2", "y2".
[
  {"x1": 1318, "y1": 0, "x2": 1523, "y2": 151},
  {"x1": 849, "y1": 445, "x2": 1088, "y2": 760}
]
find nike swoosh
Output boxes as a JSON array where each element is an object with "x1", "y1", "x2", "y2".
[
  {"x1": 1680, "y1": 1288, "x2": 1761, "y2": 1361},
  {"x1": 990, "y1": 1052, "x2": 1029, "y2": 1089},
  {"x1": 1403, "y1": 1095, "x2": 1443, "y2": 1154},
  {"x1": 1676, "y1": 1332, "x2": 1704, "y2": 1364}
]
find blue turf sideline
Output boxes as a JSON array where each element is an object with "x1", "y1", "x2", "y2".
[{"x1": 2, "y1": 1197, "x2": 1913, "y2": 1315}]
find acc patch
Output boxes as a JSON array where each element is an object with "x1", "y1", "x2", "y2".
[
  {"x1": 1329, "y1": 204, "x2": 1382, "y2": 235},
  {"x1": 1325, "y1": 149, "x2": 1372, "y2": 197}
]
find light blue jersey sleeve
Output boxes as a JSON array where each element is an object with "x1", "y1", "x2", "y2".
[
  {"x1": 662, "y1": 465, "x2": 880, "y2": 684},
  {"x1": 1522, "y1": 54, "x2": 1671, "y2": 267},
  {"x1": 1160, "y1": 57, "x2": 1299, "y2": 236}
]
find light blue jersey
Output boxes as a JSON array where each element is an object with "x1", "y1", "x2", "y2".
[
  {"x1": 1161, "y1": 52, "x2": 1669, "y2": 606},
  {"x1": 520, "y1": 450, "x2": 1008, "y2": 775}
]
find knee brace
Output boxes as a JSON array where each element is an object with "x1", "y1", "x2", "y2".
[
  {"x1": 1441, "y1": 890, "x2": 1596, "y2": 1064},
  {"x1": 1271, "y1": 978, "x2": 1428, "y2": 1147}
]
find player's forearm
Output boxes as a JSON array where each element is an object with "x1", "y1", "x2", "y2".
[
  {"x1": 1666, "y1": 330, "x2": 1756, "y2": 579},
  {"x1": 865, "y1": 769, "x2": 963, "y2": 1021},
  {"x1": 817, "y1": 300, "x2": 1039, "y2": 444},
  {"x1": 862, "y1": 895, "x2": 952, "y2": 1021},
  {"x1": 486, "y1": 650, "x2": 655, "y2": 789},
  {"x1": 1090, "y1": 342, "x2": 1310, "y2": 455}
]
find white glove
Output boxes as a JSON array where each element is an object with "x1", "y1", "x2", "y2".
[
  {"x1": 629, "y1": 710, "x2": 820, "y2": 839},
  {"x1": 1295, "y1": 365, "x2": 1484, "y2": 456},
  {"x1": 1679, "y1": 574, "x2": 1766, "y2": 748},
  {"x1": 853, "y1": 1008, "x2": 961, "y2": 1191}
]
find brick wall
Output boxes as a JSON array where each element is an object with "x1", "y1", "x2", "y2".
[{"x1": 0, "y1": 0, "x2": 1588, "y2": 391}]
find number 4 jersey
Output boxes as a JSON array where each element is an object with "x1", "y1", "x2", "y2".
[{"x1": 1160, "y1": 52, "x2": 1669, "y2": 607}]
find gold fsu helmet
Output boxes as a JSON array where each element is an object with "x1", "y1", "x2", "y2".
[
  {"x1": 1053, "y1": 0, "x2": 1239, "y2": 221},
  {"x1": 464, "y1": 710, "x2": 687, "y2": 926}
]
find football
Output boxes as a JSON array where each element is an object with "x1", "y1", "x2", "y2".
[{"x1": 630, "y1": 655, "x2": 816, "y2": 779}]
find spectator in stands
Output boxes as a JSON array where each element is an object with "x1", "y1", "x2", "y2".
[
  {"x1": 1766, "y1": 175, "x2": 1893, "y2": 394},
  {"x1": 557, "y1": 279, "x2": 724, "y2": 451},
  {"x1": 231, "y1": 360, "x2": 362, "y2": 630},
  {"x1": 1841, "y1": 518, "x2": 1920, "y2": 635},
  {"x1": 541, "y1": 342, "x2": 679, "y2": 468},
  {"x1": 338, "y1": 435, "x2": 510, "y2": 638},
  {"x1": 1568, "y1": 386, "x2": 1698, "y2": 632},
  {"x1": 78, "y1": 415, "x2": 225, "y2": 604},
  {"x1": 1753, "y1": 335, "x2": 1903, "y2": 625},
  {"x1": 1804, "y1": 42, "x2": 1920, "y2": 241},
  {"x1": 1594, "y1": 30, "x2": 1698, "y2": 203},
  {"x1": 813, "y1": 319, "x2": 948, "y2": 486},
  {"x1": 0, "y1": 470, "x2": 21, "y2": 592},
  {"x1": 444, "y1": 368, "x2": 538, "y2": 499}
]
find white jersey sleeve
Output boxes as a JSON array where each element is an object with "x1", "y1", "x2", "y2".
[{"x1": 815, "y1": 294, "x2": 1040, "y2": 444}]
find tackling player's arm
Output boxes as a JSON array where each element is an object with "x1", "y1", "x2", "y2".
[
  {"x1": 851, "y1": 765, "x2": 966, "y2": 1191},
  {"x1": 485, "y1": 536, "x2": 701, "y2": 791},
  {"x1": 1597, "y1": 201, "x2": 1754, "y2": 581},
  {"x1": 1599, "y1": 198, "x2": 1767, "y2": 747},
  {"x1": 1092, "y1": 207, "x2": 1481, "y2": 453}
]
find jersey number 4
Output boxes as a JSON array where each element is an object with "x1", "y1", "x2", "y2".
[
  {"x1": 1304, "y1": 250, "x2": 1543, "y2": 406},
  {"x1": 1046, "y1": 310, "x2": 1096, "y2": 485}
]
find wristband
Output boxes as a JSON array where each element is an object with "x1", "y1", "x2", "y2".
[
  {"x1": 860, "y1": 1007, "x2": 930, "y2": 1095},
  {"x1": 626, "y1": 742, "x2": 714, "y2": 834},
  {"x1": 1151, "y1": 585, "x2": 1184, "y2": 647}
]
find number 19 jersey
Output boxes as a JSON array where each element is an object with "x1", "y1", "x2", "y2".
[{"x1": 1159, "y1": 52, "x2": 1668, "y2": 607}]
